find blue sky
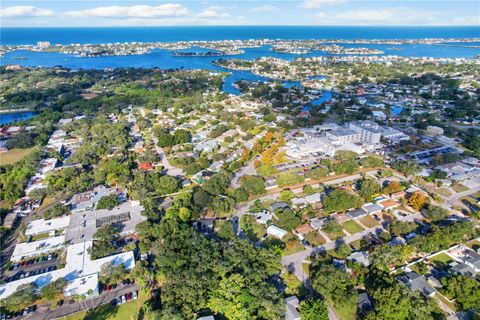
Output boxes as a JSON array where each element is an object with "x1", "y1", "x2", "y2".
[{"x1": 1, "y1": 0, "x2": 479, "y2": 27}]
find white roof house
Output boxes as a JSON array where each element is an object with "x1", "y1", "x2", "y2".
[
  {"x1": 267, "y1": 225, "x2": 288, "y2": 239},
  {"x1": 253, "y1": 210, "x2": 273, "y2": 224},
  {"x1": 305, "y1": 193, "x2": 321, "y2": 204},
  {"x1": 291, "y1": 197, "x2": 306, "y2": 207},
  {"x1": 347, "y1": 251, "x2": 370, "y2": 267},
  {"x1": 25, "y1": 216, "x2": 71, "y2": 236},
  {"x1": 11, "y1": 235, "x2": 66, "y2": 262},
  {"x1": 362, "y1": 203, "x2": 383, "y2": 214},
  {"x1": 309, "y1": 217, "x2": 326, "y2": 230}
]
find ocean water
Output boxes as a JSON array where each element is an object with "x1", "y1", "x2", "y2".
[
  {"x1": 2, "y1": 26, "x2": 479, "y2": 45},
  {"x1": 1, "y1": 26, "x2": 479, "y2": 94}
]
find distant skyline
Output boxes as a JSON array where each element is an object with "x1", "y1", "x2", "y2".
[{"x1": 1, "y1": 0, "x2": 479, "y2": 27}]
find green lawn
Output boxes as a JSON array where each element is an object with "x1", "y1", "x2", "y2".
[
  {"x1": 429, "y1": 252, "x2": 454, "y2": 269},
  {"x1": 359, "y1": 215, "x2": 380, "y2": 228},
  {"x1": 436, "y1": 188, "x2": 452, "y2": 196},
  {"x1": 31, "y1": 232, "x2": 50, "y2": 241},
  {"x1": 452, "y1": 183, "x2": 468, "y2": 193},
  {"x1": 342, "y1": 220, "x2": 364, "y2": 234},
  {"x1": 283, "y1": 240, "x2": 305, "y2": 256},
  {"x1": 302, "y1": 263, "x2": 311, "y2": 276},
  {"x1": 323, "y1": 229, "x2": 344, "y2": 241},
  {"x1": 333, "y1": 302, "x2": 356, "y2": 320},
  {"x1": 0, "y1": 148, "x2": 34, "y2": 165},
  {"x1": 467, "y1": 239, "x2": 480, "y2": 251},
  {"x1": 471, "y1": 192, "x2": 480, "y2": 198},
  {"x1": 350, "y1": 239, "x2": 362, "y2": 251},
  {"x1": 304, "y1": 231, "x2": 326, "y2": 246}
]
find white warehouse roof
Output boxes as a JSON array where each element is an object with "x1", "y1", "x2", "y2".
[
  {"x1": 25, "y1": 216, "x2": 70, "y2": 236},
  {"x1": 11, "y1": 235, "x2": 66, "y2": 262}
]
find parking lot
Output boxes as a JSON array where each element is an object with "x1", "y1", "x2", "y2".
[
  {"x1": 21, "y1": 283, "x2": 139, "y2": 320},
  {"x1": 3, "y1": 253, "x2": 60, "y2": 283}
]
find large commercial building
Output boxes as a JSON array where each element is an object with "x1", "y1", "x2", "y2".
[
  {"x1": 0, "y1": 200, "x2": 144, "y2": 301},
  {"x1": 285, "y1": 120, "x2": 398, "y2": 159}
]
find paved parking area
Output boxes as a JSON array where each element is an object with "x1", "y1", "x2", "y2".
[
  {"x1": 3, "y1": 259, "x2": 60, "y2": 280},
  {"x1": 22, "y1": 283, "x2": 139, "y2": 320}
]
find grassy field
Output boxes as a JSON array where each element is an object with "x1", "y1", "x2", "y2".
[
  {"x1": 304, "y1": 231, "x2": 326, "y2": 246},
  {"x1": 65, "y1": 290, "x2": 147, "y2": 320},
  {"x1": 359, "y1": 215, "x2": 380, "y2": 228},
  {"x1": 342, "y1": 220, "x2": 364, "y2": 234},
  {"x1": 0, "y1": 148, "x2": 34, "y2": 165}
]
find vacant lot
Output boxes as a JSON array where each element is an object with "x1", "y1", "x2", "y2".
[
  {"x1": 304, "y1": 231, "x2": 326, "y2": 246},
  {"x1": 322, "y1": 229, "x2": 344, "y2": 241},
  {"x1": 359, "y1": 215, "x2": 380, "y2": 228},
  {"x1": 342, "y1": 220, "x2": 364, "y2": 234},
  {"x1": 0, "y1": 148, "x2": 34, "y2": 165}
]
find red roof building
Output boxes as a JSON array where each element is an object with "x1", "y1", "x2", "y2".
[{"x1": 138, "y1": 162, "x2": 154, "y2": 171}]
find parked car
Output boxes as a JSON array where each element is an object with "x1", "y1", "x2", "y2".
[{"x1": 132, "y1": 291, "x2": 138, "y2": 300}]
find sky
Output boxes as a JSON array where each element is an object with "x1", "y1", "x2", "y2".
[{"x1": 1, "y1": 0, "x2": 479, "y2": 27}]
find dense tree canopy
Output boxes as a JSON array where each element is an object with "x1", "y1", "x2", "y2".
[{"x1": 322, "y1": 189, "x2": 363, "y2": 213}]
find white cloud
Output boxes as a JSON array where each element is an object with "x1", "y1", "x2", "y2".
[
  {"x1": 197, "y1": 6, "x2": 230, "y2": 19},
  {"x1": 451, "y1": 16, "x2": 479, "y2": 25},
  {"x1": 65, "y1": 4, "x2": 188, "y2": 19},
  {"x1": 251, "y1": 5, "x2": 278, "y2": 13},
  {"x1": 315, "y1": 12, "x2": 328, "y2": 19},
  {"x1": 300, "y1": 0, "x2": 345, "y2": 9},
  {"x1": 0, "y1": 6, "x2": 54, "y2": 18},
  {"x1": 332, "y1": 7, "x2": 436, "y2": 25}
]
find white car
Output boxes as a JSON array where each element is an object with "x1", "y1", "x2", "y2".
[{"x1": 132, "y1": 291, "x2": 138, "y2": 300}]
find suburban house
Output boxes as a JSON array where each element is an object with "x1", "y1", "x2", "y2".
[
  {"x1": 362, "y1": 203, "x2": 383, "y2": 215},
  {"x1": 309, "y1": 217, "x2": 326, "y2": 230},
  {"x1": 347, "y1": 251, "x2": 370, "y2": 267},
  {"x1": 398, "y1": 272, "x2": 436, "y2": 298},
  {"x1": 347, "y1": 208, "x2": 368, "y2": 220},
  {"x1": 267, "y1": 225, "x2": 288, "y2": 239},
  {"x1": 285, "y1": 296, "x2": 301, "y2": 320}
]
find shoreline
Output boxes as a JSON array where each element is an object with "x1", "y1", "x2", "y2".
[{"x1": 0, "y1": 109, "x2": 34, "y2": 114}]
